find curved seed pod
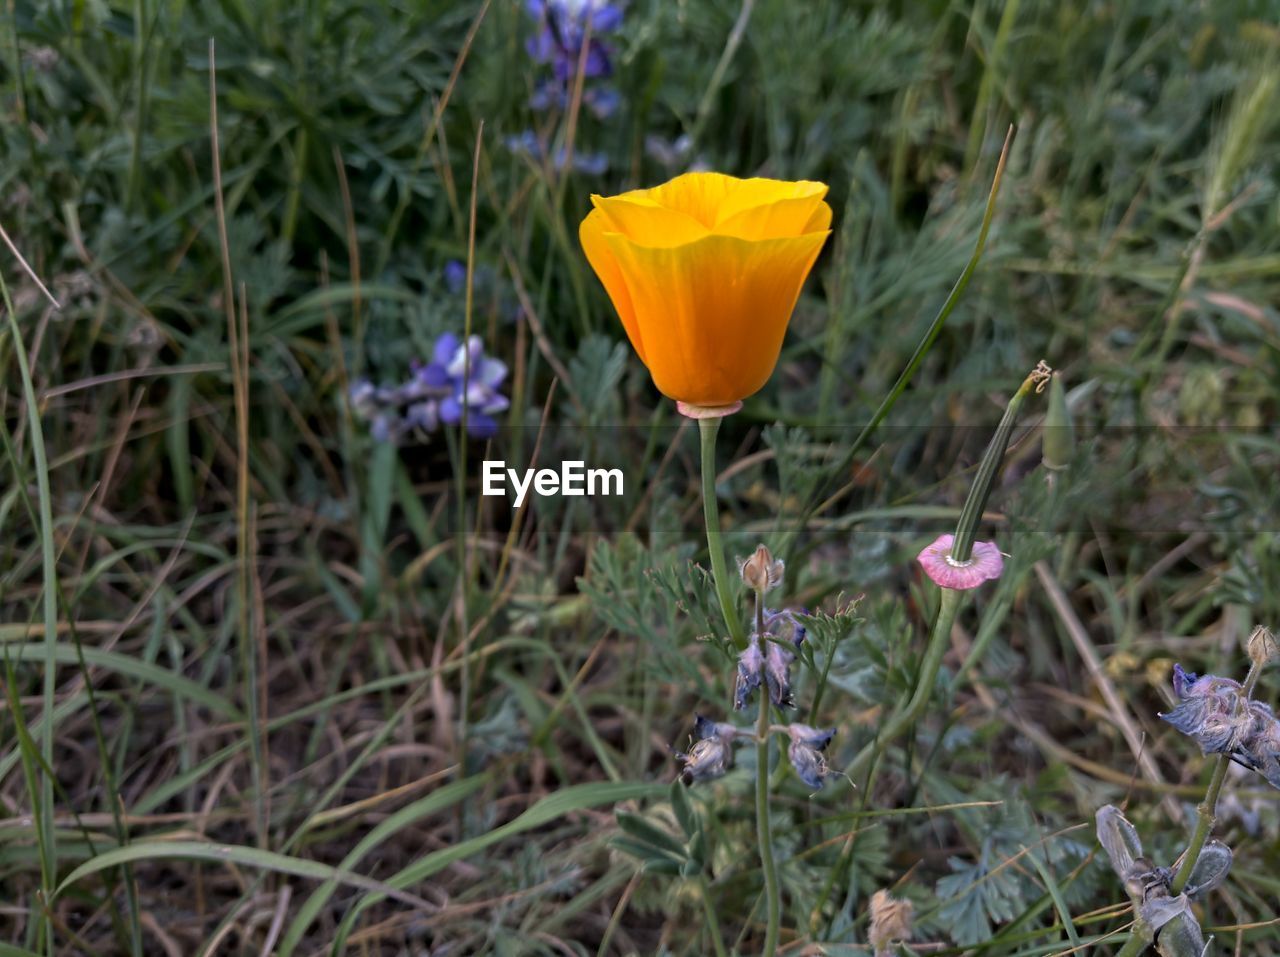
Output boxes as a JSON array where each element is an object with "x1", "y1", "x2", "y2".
[
  {"x1": 1154, "y1": 909, "x2": 1207, "y2": 957},
  {"x1": 1177, "y1": 840, "x2": 1232, "y2": 899},
  {"x1": 1097, "y1": 804, "x2": 1145, "y2": 879}
]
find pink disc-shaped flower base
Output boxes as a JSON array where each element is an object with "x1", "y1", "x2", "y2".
[{"x1": 917, "y1": 533, "x2": 1004, "y2": 590}]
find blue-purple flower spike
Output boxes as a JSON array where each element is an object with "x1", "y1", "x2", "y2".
[
  {"x1": 523, "y1": 0, "x2": 624, "y2": 132},
  {"x1": 350, "y1": 332, "x2": 509, "y2": 442}
]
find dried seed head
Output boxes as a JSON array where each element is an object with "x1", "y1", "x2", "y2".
[
  {"x1": 740, "y1": 544, "x2": 784, "y2": 593},
  {"x1": 1247, "y1": 625, "x2": 1279, "y2": 668},
  {"x1": 868, "y1": 889, "x2": 914, "y2": 955}
]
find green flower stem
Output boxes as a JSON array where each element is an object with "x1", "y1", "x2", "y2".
[
  {"x1": 1169, "y1": 657, "x2": 1264, "y2": 895},
  {"x1": 697, "y1": 875, "x2": 730, "y2": 957},
  {"x1": 1110, "y1": 925, "x2": 1149, "y2": 957},
  {"x1": 847, "y1": 587, "x2": 963, "y2": 783},
  {"x1": 698, "y1": 417, "x2": 748, "y2": 649},
  {"x1": 811, "y1": 586, "x2": 964, "y2": 933},
  {"x1": 695, "y1": 417, "x2": 773, "y2": 950},
  {"x1": 756, "y1": 689, "x2": 780, "y2": 957}
]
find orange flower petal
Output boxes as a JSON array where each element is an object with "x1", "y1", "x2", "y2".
[
  {"x1": 579, "y1": 208, "x2": 647, "y2": 364},
  {"x1": 716, "y1": 193, "x2": 831, "y2": 241},
  {"x1": 592, "y1": 195, "x2": 710, "y2": 247},
  {"x1": 802, "y1": 200, "x2": 833, "y2": 234},
  {"x1": 602, "y1": 230, "x2": 830, "y2": 405},
  {"x1": 643, "y1": 172, "x2": 741, "y2": 227},
  {"x1": 712, "y1": 178, "x2": 828, "y2": 226}
]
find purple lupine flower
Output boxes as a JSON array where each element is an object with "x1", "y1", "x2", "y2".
[
  {"x1": 524, "y1": 0, "x2": 623, "y2": 121},
  {"x1": 674, "y1": 714, "x2": 740, "y2": 785},
  {"x1": 786, "y1": 723, "x2": 836, "y2": 790},
  {"x1": 530, "y1": 82, "x2": 621, "y2": 119},
  {"x1": 443, "y1": 260, "x2": 467, "y2": 294},
  {"x1": 644, "y1": 133, "x2": 695, "y2": 169},
  {"x1": 505, "y1": 130, "x2": 609, "y2": 175},
  {"x1": 348, "y1": 333, "x2": 509, "y2": 442}
]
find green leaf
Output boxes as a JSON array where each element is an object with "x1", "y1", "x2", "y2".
[
  {"x1": 615, "y1": 812, "x2": 688, "y2": 859},
  {"x1": 278, "y1": 774, "x2": 491, "y2": 956},
  {"x1": 55, "y1": 841, "x2": 437, "y2": 910},
  {"x1": 669, "y1": 778, "x2": 698, "y2": 838},
  {"x1": 329, "y1": 780, "x2": 665, "y2": 955},
  {"x1": 609, "y1": 836, "x2": 683, "y2": 867},
  {"x1": 2, "y1": 643, "x2": 241, "y2": 719}
]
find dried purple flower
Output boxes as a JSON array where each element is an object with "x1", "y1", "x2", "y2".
[
  {"x1": 762, "y1": 609, "x2": 806, "y2": 709},
  {"x1": 733, "y1": 610, "x2": 806, "y2": 710},
  {"x1": 1160, "y1": 663, "x2": 1280, "y2": 790},
  {"x1": 917, "y1": 533, "x2": 1004, "y2": 590},
  {"x1": 674, "y1": 714, "x2": 739, "y2": 785},
  {"x1": 734, "y1": 636, "x2": 764, "y2": 712},
  {"x1": 786, "y1": 723, "x2": 835, "y2": 790}
]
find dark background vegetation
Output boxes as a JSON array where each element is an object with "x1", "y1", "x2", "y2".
[{"x1": 1, "y1": 0, "x2": 1279, "y2": 953}]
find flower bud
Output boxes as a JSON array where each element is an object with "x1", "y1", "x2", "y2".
[
  {"x1": 739, "y1": 544, "x2": 784, "y2": 594},
  {"x1": 1247, "y1": 625, "x2": 1279, "y2": 668},
  {"x1": 1041, "y1": 372, "x2": 1074, "y2": 471},
  {"x1": 949, "y1": 360, "x2": 1051, "y2": 564}
]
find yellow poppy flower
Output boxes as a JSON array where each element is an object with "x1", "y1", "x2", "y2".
[{"x1": 579, "y1": 171, "x2": 831, "y2": 415}]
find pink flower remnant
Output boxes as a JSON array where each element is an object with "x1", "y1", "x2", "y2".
[{"x1": 917, "y1": 533, "x2": 1004, "y2": 591}]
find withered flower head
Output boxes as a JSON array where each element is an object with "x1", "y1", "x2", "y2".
[
  {"x1": 674, "y1": 714, "x2": 740, "y2": 785},
  {"x1": 868, "y1": 889, "x2": 914, "y2": 957},
  {"x1": 1248, "y1": 625, "x2": 1280, "y2": 668},
  {"x1": 1160, "y1": 663, "x2": 1280, "y2": 789},
  {"x1": 734, "y1": 636, "x2": 765, "y2": 712},
  {"x1": 740, "y1": 543, "x2": 784, "y2": 593},
  {"x1": 785, "y1": 723, "x2": 835, "y2": 790},
  {"x1": 762, "y1": 609, "x2": 806, "y2": 709}
]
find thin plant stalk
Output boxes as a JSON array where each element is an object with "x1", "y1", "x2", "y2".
[
  {"x1": 697, "y1": 417, "x2": 747, "y2": 649},
  {"x1": 698, "y1": 876, "x2": 730, "y2": 957},
  {"x1": 848, "y1": 587, "x2": 962, "y2": 784},
  {"x1": 697, "y1": 417, "x2": 775, "y2": 952},
  {"x1": 1, "y1": 268, "x2": 60, "y2": 956},
  {"x1": 756, "y1": 688, "x2": 780, "y2": 956},
  {"x1": 754, "y1": 586, "x2": 781, "y2": 957}
]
